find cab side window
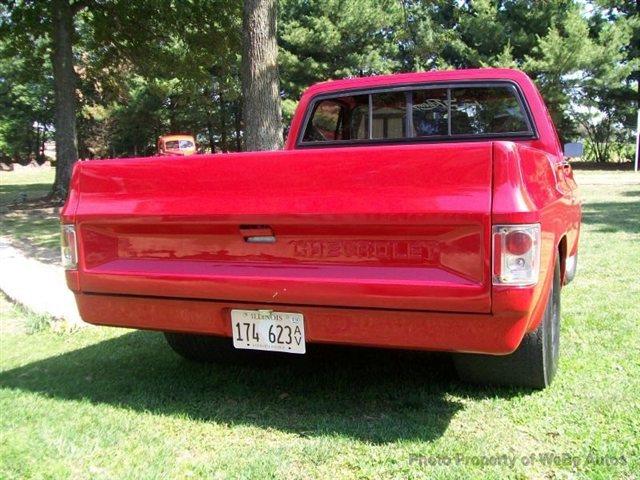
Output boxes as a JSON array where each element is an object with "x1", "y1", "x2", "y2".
[
  {"x1": 412, "y1": 89, "x2": 448, "y2": 137},
  {"x1": 302, "y1": 95, "x2": 369, "y2": 142},
  {"x1": 371, "y1": 92, "x2": 406, "y2": 139},
  {"x1": 450, "y1": 86, "x2": 529, "y2": 135}
]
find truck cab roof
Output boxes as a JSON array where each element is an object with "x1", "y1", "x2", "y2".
[{"x1": 302, "y1": 68, "x2": 534, "y2": 96}]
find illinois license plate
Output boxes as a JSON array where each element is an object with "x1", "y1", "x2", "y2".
[{"x1": 230, "y1": 309, "x2": 305, "y2": 354}]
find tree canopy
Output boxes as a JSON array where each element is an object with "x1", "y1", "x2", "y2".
[{"x1": 1, "y1": 0, "x2": 638, "y2": 172}]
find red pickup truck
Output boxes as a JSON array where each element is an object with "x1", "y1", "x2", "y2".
[{"x1": 61, "y1": 68, "x2": 581, "y2": 389}]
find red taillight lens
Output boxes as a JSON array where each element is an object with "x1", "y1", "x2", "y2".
[
  {"x1": 505, "y1": 231, "x2": 533, "y2": 255},
  {"x1": 492, "y1": 224, "x2": 540, "y2": 286}
]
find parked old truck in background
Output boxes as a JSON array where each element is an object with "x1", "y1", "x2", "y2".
[
  {"x1": 61, "y1": 68, "x2": 581, "y2": 389},
  {"x1": 156, "y1": 134, "x2": 197, "y2": 156}
]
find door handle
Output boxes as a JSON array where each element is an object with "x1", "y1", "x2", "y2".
[
  {"x1": 240, "y1": 225, "x2": 276, "y2": 243},
  {"x1": 245, "y1": 235, "x2": 276, "y2": 244}
]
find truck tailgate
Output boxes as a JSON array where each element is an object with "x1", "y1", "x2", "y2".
[{"x1": 72, "y1": 143, "x2": 493, "y2": 313}]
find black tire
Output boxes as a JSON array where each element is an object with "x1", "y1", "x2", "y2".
[
  {"x1": 454, "y1": 257, "x2": 561, "y2": 389},
  {"x1": 164, "y1": 332, "x2": 287, "y2": 364}
]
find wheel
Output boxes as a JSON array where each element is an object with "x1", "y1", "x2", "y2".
[
  {"x1": 163, "y1": 332, "x2": 286, "y2": 364},
  {"x1": 454, "y1": 257, "x2": 561, "y2": 389}
]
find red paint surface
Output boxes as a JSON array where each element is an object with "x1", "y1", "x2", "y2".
[{"x1": 61, "y1": 68, "x2": 581, "y2": 354}]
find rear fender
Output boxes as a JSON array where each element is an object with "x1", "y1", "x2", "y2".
[{"x1": 491, "y1": 141, "x2": 563, "y2": 342}]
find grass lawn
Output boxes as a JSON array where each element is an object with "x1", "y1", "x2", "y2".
[
  {"x1": 0, "y1": 166, "x2": 55, "y2": 205},
  {"x1": 1, "y1": 170, "x2": 639, "y2": 479},
  {"x1": 0, "y1": 167, "x2": 59, "y2": 263}
]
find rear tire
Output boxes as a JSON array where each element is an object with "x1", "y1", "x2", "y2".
[{"x1": 454, "y1": 257, "x2": 561, "y2": 389}]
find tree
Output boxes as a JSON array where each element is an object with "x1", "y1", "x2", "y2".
[
  {"x1": 573, "y1": 3, "x2": 638, "y2": 162},
  {"x1": 3, "y1": 0, "x2": 242, "y2": 193},
  {"x1": 0, "y1": 2, "x2": 54, "y2": 164},
  {"x1": 2, "y1": 0, "x2": 637, "y2": 166},
  {"x1": 0, "y1": 33, "x2": 53, "y2": 164},
  {"x1": 278, "y1": 0, "x2": 403, "y2": 123},
  {"x1": 406, "y1": 0, "x2": 637, "y2": 155},
  {"x1": 242, "y1": 0, "x2": 283, "y2": 150},
  {"x1": 2, "y1": 0, "x2": 90, "y2": 196},
  {"x1": 50, "y1": 0, "x2": 85, "y2": 198},
  {"x1": 594, "y1": 0, "x2": 639, "y2": 105},
  {"x1": 80, "y1": 0, "x2": 241, "y2": 156}
]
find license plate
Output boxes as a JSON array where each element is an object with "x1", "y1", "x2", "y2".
[{"x1": 230, "y1": 309, "x2": 305, "y2": 354}]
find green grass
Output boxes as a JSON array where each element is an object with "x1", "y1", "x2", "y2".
[
  {"x1": 0, "y1": 167, "x2": 59, "y2": 262},
  {"x1": 0, "y1": 294, "x2": 51, "y2": 335},
  {"x1": 1, "y1": 171, "x2": 639, "y2": 479},
  {"x1": 0, "y1": 166, "x2": 55, "y2": 205},
  {"x1": 0, "y1": 211, "x2": 60, "y2": 253}
]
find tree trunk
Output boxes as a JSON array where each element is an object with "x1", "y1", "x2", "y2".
[
  {"x1": 40, "y1": 126, "x2": 47, "y2": 162},
  {"x1": 34, "y1": 125, "x2": 42, "y2": 163},
  {"x1": 234, "y1": 101, "x2": 243, "y2": 151},
  {"x1": 50, "y1": 0, "x2": 79, "y2": 199},
  {"x1": 206, "y1": 119, "x2": 216, "y2": 153},
  {"x1": 27, "y1": 125, "x2": 35, "y2": 162},
  {"x1": 219, "y1": 90, "x2": 227, "y2": 152},
  {"x1": 242, "y1": 0, "x2": 283, "y2": 151},
  {"x1": 168, "y1": 96, "x2": 177, "y2": 132}
]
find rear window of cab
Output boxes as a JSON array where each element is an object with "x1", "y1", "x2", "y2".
[{"x1": 300, "y1": 83, "x2": 535, "y2": 145}]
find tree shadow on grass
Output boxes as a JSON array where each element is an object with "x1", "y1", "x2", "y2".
[
  {"x1": 620, "y1": 189, "x2": 639, "y2": 198},
  {"x1": 0, "y1": 208, "x2": 60, "y2": 263},
  {"x1": 0, "y1": 330, "x2": 524, "y2": 444},
  {"x1": 0, "y1": 183, "x2": 52, "y2": 206},
  {"x1": 581, "y1": 200, "x2": 640, "y2": 234}
]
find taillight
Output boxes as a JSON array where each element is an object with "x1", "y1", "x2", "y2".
[
  {"x1": 492, "y1": 224, "x2": 540, "y2": 286},
  {"x1": 60, "y1": 224, "x2": 78, "y2": 270}
]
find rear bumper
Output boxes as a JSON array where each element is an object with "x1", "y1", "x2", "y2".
[{"x1": 74, "y1": 293, "x2": 534, "y2": 355}]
